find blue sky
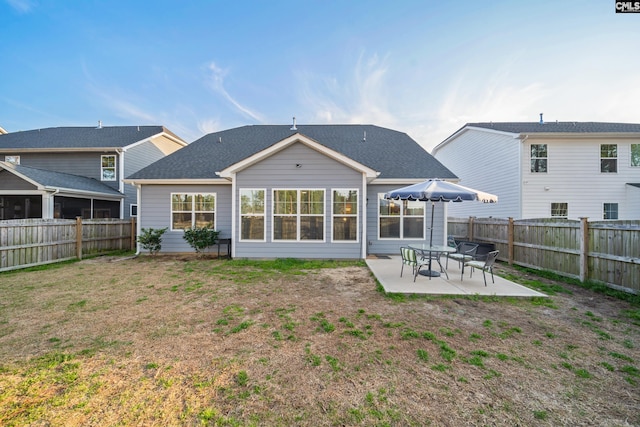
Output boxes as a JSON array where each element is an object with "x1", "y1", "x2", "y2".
[{"x1": 2, "y1": 0, "x2": 639, "y2": 150}]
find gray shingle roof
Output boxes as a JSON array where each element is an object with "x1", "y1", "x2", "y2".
[
  {"x1": 5, "y1": 163, "x2": 122, "y2": 196},
  {"x1": 466, "y1": 122, "x2": 640, "y2": 134},
  {"x1": 0, "y1": 126, "x2": 182, "y2": 150},
  {"x1": 128, "y1": 124, "x2": 456, "y2": 180}
]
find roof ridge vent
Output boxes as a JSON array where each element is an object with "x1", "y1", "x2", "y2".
[{"x1": 290, "y1": 116, "x2": 297, "y2": 131}]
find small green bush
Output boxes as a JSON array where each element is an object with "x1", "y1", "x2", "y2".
[
  {"x1": 182, "y1": 225, "x2": 219, "y2": 254},
  {"x1": 138, "y1": 227, "x2": 167, "y2": 255}
]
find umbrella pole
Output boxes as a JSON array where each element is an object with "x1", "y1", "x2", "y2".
[{"x1": 429, "y1": 202, "x2": 434, "y2": 273}]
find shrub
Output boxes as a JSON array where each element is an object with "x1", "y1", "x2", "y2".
[
  {"x1": 182, "y1": 225, "x2": 219, "y2": 254},
  {"x1": 138, "y1": 227, "x2": 167, "y2": 255}
]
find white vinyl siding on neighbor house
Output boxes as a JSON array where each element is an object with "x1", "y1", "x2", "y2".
[
  {"x1": 434, "y1": 127, "x2": 640, "y2": 220},
  {"x1": 433, "y1": 128, "x2": 521, "y2": 219},
  {"x1": 232, "y1": 142, "x2": 363, "y2": 259},
  {"x1": 521, "y1": 138, "x2": 638, "y2": 219}
]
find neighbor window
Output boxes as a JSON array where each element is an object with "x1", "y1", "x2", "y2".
[
  {"x1": 530, "y1": 144, "x2": 547, "y2": 172},
  {"x1": 332, "y1": 189, "x2": 358, "y2": 241},
  {"x1": 273, "y1": 189, "x2": 324, "y2": 241},
  {"x1": 551, "y1": 202, "x2": 568, "y2": 217},
  {"x1": 101, "y1": 155, "x2": 116, "y2": 181},
  {"x1": 631, "y1": 144, "x2": 640, "y2": 167},
  {"x1": 240, "y1": 189, "x2": 265, "y2": 241},
  {"x1": 171, "y1": 193, "x2": 215, "y2": 230},
  {"x1": 600, "y1": 144, "x2": 617, "y2": 173},
  {"x1": 130, "y1": 204, "x2": 138, "y2": 217},
  {"x1": 378, "y1": 194, "x2": 424, "y2": 239},
  {"x1": 603, "y1": 203, "x2": 618, "y2": 220},
  {"x1": 4, "y1": 155, "x2": 20, "y2": 164}
]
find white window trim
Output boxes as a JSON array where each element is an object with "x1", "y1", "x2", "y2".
[
  {"x1": 530, "y1": 144, "x2": 547, "y2": 173},
  {"x1": 331, "y1": 188, "x2": 359, "y2": 243},
  {"x1": 101, "y1": 154, "x2": 117, "y2": 181},
  {"x1": 603, "y1": 202, "x2": 619, "y2": 220},
  {"x1": 239, "y1": 188, "x2": 266, "y2": 242},
  {"x1": 377, "y1": 193, "x2": 425, "y2": 240},
  {"x1": 272, "y1": 188, "x2": 326, "y2": 243},
  {"x1": 170, "y1": 192, "x2": 217, "y2": 231},
  {"x1": 550, "y1": 202, "x2": 568, "y2": 218},
  {"x1": 600, "y1": 144, "x2": 618, "y2": 174},
  {"x1": 630, "y1": 144, "x2": 640, "y2": 167}
]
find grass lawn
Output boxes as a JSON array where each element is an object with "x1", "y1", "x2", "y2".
[{"x1": 0, "y1": 255, "x2": 638, "y2": 426}]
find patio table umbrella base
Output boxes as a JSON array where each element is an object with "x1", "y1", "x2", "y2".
[{"x1": 385, "y1": 179, "x2": 497, "y2": 279}]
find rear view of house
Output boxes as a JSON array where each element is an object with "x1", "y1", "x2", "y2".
[
  {"x1": 0, "y1": 125, "x2": 186, "y2": 220},
  {"x1": 126, "y1": 124, "x2": 457, "y2": 259}
]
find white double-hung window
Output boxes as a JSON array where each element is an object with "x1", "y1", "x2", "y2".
[
  {"x1": 171, "y1": 193, "x2": 215, "y2": 230},
  {"x1": 101, "y1": 155, "x2": 116, "y2": 181},
  {"x1": 378, "y1": 193, "x2": 424, "y2": 239},
  {"x1": 240, "y1": 189, "x2": 265, "y2": 241},
  {"x1": 332, "y1": 189, "x2": 358, "y2": 241},
  {"x1": 273, "y1": 189, "x2": 324, "y2": 241}
]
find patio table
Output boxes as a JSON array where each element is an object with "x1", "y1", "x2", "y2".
[{"x1": 409, "y1": 244, "x2": 456, "y2": 278}]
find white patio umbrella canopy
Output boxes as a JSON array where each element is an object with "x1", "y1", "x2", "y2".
[{"x1": 384, "y1": 179, "x2": 497, "y2": 272}]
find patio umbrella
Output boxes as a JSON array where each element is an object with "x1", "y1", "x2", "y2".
[{"x1": 384, "y1": 179, "x2": 497, "y2": 274}]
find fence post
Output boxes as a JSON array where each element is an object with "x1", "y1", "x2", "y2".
[
  {"x1": 468, "y1": 216, "x2": 474, "y2": 241},
  {"x1": 76, "y1": 216, "x2": 83, "y2": 260},
  {"x1": 579, "y1": 217, "x2": 589, "y2": 282},
  {"x1": 131, "y1": 218, "x2": 136, "y2": 251},
  {"x1": 508, "y1": 217, "x2": 514, "y2": 265}
]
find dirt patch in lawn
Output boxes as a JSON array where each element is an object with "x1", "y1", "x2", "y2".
[{"x1": 0, "y1": 255, "x2": 638, "y2": 426}]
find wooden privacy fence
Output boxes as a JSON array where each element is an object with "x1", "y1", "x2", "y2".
[
  {"x1": 448, "y1": 217, "x2": 640, "y2": 294},
  {"x1": 0, "y1": 218, "x2": 136, "y2": 272}
]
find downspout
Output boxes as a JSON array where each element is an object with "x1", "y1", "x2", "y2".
[
  {"x1": 117, "y1": 148, "x2": 125, "y2": 218},
  {"x1": 361, "y1": 173, "x2": 367, "y2": 259},
  {"x1": 519, "y1": 135, "x2": 528, "y2": 218},
  {"x1": 230, "y1": 173, "x2": 236, "y2": 258},
  {"x1": 135, "y1": 183, "x2": 141, "y2": 255}
]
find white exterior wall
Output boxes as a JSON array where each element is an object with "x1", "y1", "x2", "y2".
[
  {"x1": 433, "y1": 128, "x2": 521, "y2": 218},
  {"x1": 522, "y1": 136, "x2": 640, "y2": 220}
]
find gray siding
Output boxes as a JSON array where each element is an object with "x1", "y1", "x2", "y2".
[
  {"x1": 0, "y1": 170, "x2": 37, "y2": 190},
  {"x1": 366, "y1": 184, "x2": 446, "y2": 256},
  {"x1": 13, "y1": 151, "x2": 120, "y2": 190},
  {"x1": 122, "y1": 139, "x2": 173, "y2": 218},
  {"x1": 139, "y1": 184, "x2": 232, "y2": 253},
  {"x1": 234, "y1": 142, "x2": 363, "y2": 259}
]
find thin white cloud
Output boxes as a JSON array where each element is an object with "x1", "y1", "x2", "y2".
[
  {"x1": 6, "y1": 0, "x2": 35, "y2": 13},
  {"x1": 297, "y1": 52, "x2": 397, "y2": 127},
  {"x1": 206, "y1": 62, "x2": 264, "y2": 123}
]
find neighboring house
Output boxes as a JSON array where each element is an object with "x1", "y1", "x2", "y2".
[
  {"x1": 432, "y1": 121, "x2": 640, "y2": 220},
  {"x1": 126, "y1": 124, "x2": 457, "y2": 259},
  {"x1": 0, "y1": 125, "x2": 186, "y2": 220}
]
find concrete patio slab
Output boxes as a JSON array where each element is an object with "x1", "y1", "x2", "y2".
[{"x1": 366, "y1": 256, "x2": 546, "y2": 297}]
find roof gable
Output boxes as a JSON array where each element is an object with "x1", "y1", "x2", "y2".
[
  {"x1": 218, "y1": 133, "x2": 378, "y2": 179},
  {"x1": 0, "y1": 126, "x2": 185, "y2": 150},
  {"x1": 128, "y1": 124, "x2": 456, "y2": 181}
]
